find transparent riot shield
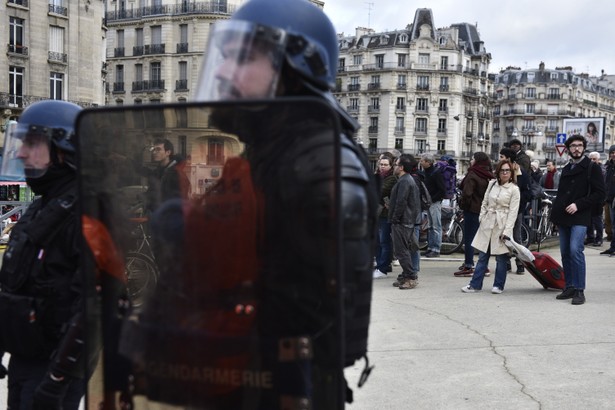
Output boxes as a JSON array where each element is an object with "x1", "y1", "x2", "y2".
[{"x1": 76, "y1": 98, "x2": 345, "y2": 409}]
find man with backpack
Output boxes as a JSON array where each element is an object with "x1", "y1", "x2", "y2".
[{"x1": 420, "y1": 153, "x2": 446, "y2": 257}]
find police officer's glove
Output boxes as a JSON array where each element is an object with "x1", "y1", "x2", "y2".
[{"x1": 32, "y1": 371, "x2": 71, "y2": 410}]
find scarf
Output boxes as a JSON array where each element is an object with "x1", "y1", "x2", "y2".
[{"x1": 461, "y1": 161, "x2": 494, "y2": 189}]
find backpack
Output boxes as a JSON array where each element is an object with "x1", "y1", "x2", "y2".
[
  {"x1": 434, "y1": 157, "x2": 458, "y2": 199},
  {"x1": 412, "y1": 174, "x2": 432, "y2": 211}
]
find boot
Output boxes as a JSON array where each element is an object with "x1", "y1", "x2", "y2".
[
  {"x1": 556, "y1": 287, "x2": 576, "y2": 300},
  {"x1": 571, "y1": 289, "x2": 586, "y2": 305}
]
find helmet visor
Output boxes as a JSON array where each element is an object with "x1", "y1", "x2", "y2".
[
  {"x1": 195, "y1": 20, "x2": 287, "y2": 101},
  {"x1": 1, "y1": 123, "x2": 51, "y2": 179}
]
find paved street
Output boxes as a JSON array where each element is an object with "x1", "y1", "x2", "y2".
[{"x1": 345, "y1": 243, "x2": 615, "y2": 410}]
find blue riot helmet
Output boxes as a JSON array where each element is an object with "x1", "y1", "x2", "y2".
[{"x1": 1, "y1": 100, "x2": 81, "y2": 179}]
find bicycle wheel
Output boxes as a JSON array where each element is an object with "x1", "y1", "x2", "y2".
[
  {"x1": 125, "y1": 252, "x2": 159, "y2": 307},
  {"x1": 441, "y1": 221, "x2": 464, "y2": 255},
  {"x1": 520, "y1": 223, "x2": 531, "y2": 247}
]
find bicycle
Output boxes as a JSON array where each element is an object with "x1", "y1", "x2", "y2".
[
  {"x1": 418, "y1": 197, "x2": 464, "y2": 255},
  {"x1": 523, "y1": 192, "x2": 555, "y2": 250},
  {"x1": 125, "y1": 217, "x2": 159, "y2": 307}
]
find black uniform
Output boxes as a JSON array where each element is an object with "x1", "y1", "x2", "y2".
[{"x1": 0, "y1": 167, "x2": 86, "y2": 410}]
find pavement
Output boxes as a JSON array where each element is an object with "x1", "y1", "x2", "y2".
[{"x1": 344, "y1": 242, "x2": 615, "y2": 410}]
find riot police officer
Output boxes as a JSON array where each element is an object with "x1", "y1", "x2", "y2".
[{"x1": 0, "y1": 100, "x2": 87, "y2": 409}]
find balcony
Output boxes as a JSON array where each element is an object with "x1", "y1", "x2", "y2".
[
  {"x1": 48, "y1": 51, "x2": 67, "y2": 63},
  {"x1": 175, "y1": 79, "x2": 188, "y2": 91},
  {"x1": 346, "y1": 105, "x2": 359, "y2": 114},
  {"x1": 114, "y1": 47, "x2": 125, "y2": 57},
  {"x1": 414, "y1": 128, "x2": 427, "y2": 135},
  {"x1": 144, "y1": 44, "x2": 165, "y2": 55},
  {"x1": 439, "y1": 84, "x2": 449, "y2": 92},
  {"x1": 416, "y1": 84, "x2": 430, "y2": 91},
  {"x1": 463, "y1": 87, "x2": 478, "y2": 96},
  {"x1": 396, "y1": 83, "x2": 407, "y2": 90},
  {"x1": 7, "y1": 44, "x2": 28, "y2": 56},
  {"x1": 367, "y1": 83, "x2": 381, "y2": 91},
  {"x1": 368, "y1": 126, "x2": 378, "y2": 134},
  {"x1": 367, "y1": 106, "x2": 380, "y2": 113},
  {"x1": 49, "y1": 3, "x2": 67, "y2": 16},
  {"x1": 132, "y1": 80, "x2": 165, "y2": 92},
  {"x1": 437, "y1": 128, "x2": 447, "y2": 136},
  {"x1": 105, "y1": 2, "x2": 236, "y2": 22},
  {"x1": 112, "y1": 82, "x2": 125, "y2": 93},
  {"x1": 395, "y1": 105, "x2": 406, "y2": 113},
  {"x1": 133, "y1": 46, "x2": 144, "y2": 56},
  {"x1": 546, "y1": 94, "x2": 561, "y2": 100},
  {"x1": 348, "y1": 84, "x2": 361, "y2": 91},
  {"x1": 394, "y1": 126, "x2": 405, "y2": 135},
  {"x1": 176, "y1": 43, "x2": 188, "y2": 53},
  {"x1": 415, "y1": 107, "x2": 429, "y2": 114}
]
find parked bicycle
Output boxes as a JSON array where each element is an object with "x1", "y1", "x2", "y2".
[
  {"x1": 125, "y1": 217, "x2": 159, "y2": 307},
  {"x1": 522, "y1": 192, "x2": 555, "y2": 249},
  {"x1": 419, "y1": 194, "x2": 464, "y2": 255}
]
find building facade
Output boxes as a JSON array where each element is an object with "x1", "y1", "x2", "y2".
[
  {"x1": 1, "y1": 0, "x2": 106, "y2": 134},
  {"x1": 334, "y1": 8, "x2": 494, "y2": 169},
  {"x1": 492, "y1": 63, "x2": 615, "y2": 164}
]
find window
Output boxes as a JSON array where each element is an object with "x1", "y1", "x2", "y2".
[
  {"x1": 116, "y1": 65, "x2": 124, "y2": 82},
  {"x1": 338, "y1": 58, "x2": 345, "y2": 72},
  {"x1": 416, "y1": 98, "x2": 428, "y2": 112},
  {"x1": 396, "y1": 97, "x2": 405, "y2": 110},
  {"x1": 50, "y1": 72, "x2": 63, "y2": 100},
  {"x1": 395, "y1": 138, "x2": 403, "y2": 149},
  {"x1": 415, "y1": 139, "x2": 427, "y2": 152},
  {"x1": 177, "y1": 61, "x2": 188, "y2": 90},
  {"x1": 375, "y1": 54, "x2": 384, "y2": 68},
  {"x1": 438, "y1": 118, "x2": 447, "y2": 132},
  {"x1": 9, "y1": 66, "x2": 24, "y2": 106},
  {"x1": 437, "y1": 140, "x2": 445, "y2": 151},
  {"x1": 526, "y1": 87, "x2": 536, "y2": 98},
  {"x1": 136, "y1": 28, "x2": 144, "y2": 47},
  {"x1": 440, "y1": 56, "x2": 448, "y2": 70},
  {"x1": 397, "y1": 54, "x2": 407, "y2": 68},
  {"x1": 350, "y1": 76, "x2": 360, "y2": 85},
  {"x1": 526, "y1": 103, "x2": 535, "y2": 114},
  {"x1": 370, "y1": 97, "x2": 380, "y2": 109},
  {"x1": 180, "y1": 24, "x2": 188, "y2": 43},
  {"x1": 371, "y1": 75, "x2": 380, "y2": 84},
  {"x1": 353, "y1": 55, "x2": 362, "y2": 65},
  {"x1": 9, "y1": 17, "x2": 25, "y2": 54},
  {"x1": 151, "y1": 26, "x2": 162, "y2": 45},
  {"x1": 395, "y1": 117, "x2": 404, "y2": 129},
  {"x1": 418, "y1": 53, "x2": 430, "y2": 66},
  {"x1": 415, "y1": 118, "x2": 427, "y2": 133},
  {"x1": 440, "y1": 76, "x2": 449, "y2": 91},
  {"x1": 117, "y1": 30, "x2": 124, "y2": 48},
  {"x1": 438, "y1": 99, "x2": 448, "y2": 112},
  {"x1": 150, "y1": 62, "x2": 162, "y2": 89},
  {"x1": 397, "y1": 74, "x2": 407, "y2": 86},
  {"x1": 548, "y1": 88, "x2": 560, "y2": 99},
  {"x1": 349, "y1": 98, "x2": 359, "y2": 109},
  {"x1": 135, "y1": 64, "x2": 143, "y2": 82},
  {"x1": 208, "y1": 139, "x2": 225, "y2": 165},
  {"x1": 49, "y1": 26, "x2": 65, "y2": 62},
  {"x1": 417, "y1": 75, "x2": 429, "y2": 90}
]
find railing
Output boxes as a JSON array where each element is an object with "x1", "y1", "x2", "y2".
[
  {"x1": 175, "y1": 79, "x2": 188, "y2": 91},
  {"x1": 49, "y1": 3, "x2": 68, "y2": 16},
  {"x1": 368, "y1": 126, "x2": 378, "y2": 134},
  {"x1": 7, "y1": 44, "x2": 28, "y2": 55},
  {"x1": 144, "y1": 44, "x2": 165, "y2": 55},
  {"x1": 106, "y1": 2, "x2": 236, "y2": 21},
  {"x1": 133, "y1": 46, "x2": 144, "y2": 56},
  {"x1": 113, "y1": 82, "x2": 125, "y2": 92},
  {"x1": 396, "y1": 83, "x2": 407, "y2": 90},
  {"x1": 8, "y1": 0, "x2": 29, "y2": 6},
  {"x1": 132, "y1": 80, "x2": 166, "y2": 92},
  {"x1": 348, "y1": 84, "x2": 360, "y2": 91},
  {"x1": 176, "y1": 43, "x2": 188, "y2": 53},
  {"x1": 367, "y1": 83, "x2": 381, "y2": 90},
  {"x1": 416, "y1": 84, "x2": 430, "y2": 91},
  {"x1": 0, "y1": 92, "x2": 98, "y2": 108},
  {"x1": 48, "y1": 51, "x2": 68, "y2": 63},
  {"x1": 114, "y1": 47, "x2": 125, "y2": 57},
  {"x1": 367, "y1": 106, "x2": 380, "y2": 113}
]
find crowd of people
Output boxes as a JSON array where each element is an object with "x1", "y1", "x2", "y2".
[{"x1": 374, "y1": 136, "x2": 611, "y2": 306}]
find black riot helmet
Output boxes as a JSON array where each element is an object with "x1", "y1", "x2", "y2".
[{"x1": 1, "y1": 100, "x2": 81, "y2": 179}]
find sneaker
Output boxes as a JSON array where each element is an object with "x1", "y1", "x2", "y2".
[
  {"x1": 593, "y1": 241, "x2": 603, "y2": 247},
  {"x1": 392, "y1": 275, "x2": 404, "y2": 287},
  {"x1": 556, "y1": 287, "x2": 576, "y2": 300},
  {"x1": 485, "y1": 268, "x2": 491, "y2": 277},
  {"x1": 491, "y1": 286, "x2": 503, "y2": 294},
  {"x1": 398, "y1": 278, "x2": 418, "y2": 289},
  {"x1": 599, "y1": 248, "x2": 615, "y2": 255},
  {"x1": 454, "y1": 266, "x2": 474, "y2": 277},
  {"x1": 392, "y1": 259, "x2": 400, "y2": 266},
  {"x1": 516, "y1": 266, "x2": 525, "y2": 275},
  {"x1": 425, "y1": 251, "x2": 440, "y2": 258},
  {"x1": 461, "y1": 285, "x2": 479, "y2": 293},
  {"x1": 373, "y1": 269, "x2": 387, "y2": 279},
  {"x1": 571, "y1": 289, "x2": 586, "y2": 305}
]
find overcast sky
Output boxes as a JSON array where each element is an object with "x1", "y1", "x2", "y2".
[{"x1": 323, "y1": 0, "x2": 615, "y2": 77}]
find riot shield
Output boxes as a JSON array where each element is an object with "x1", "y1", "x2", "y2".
[{"x1": 76, "y1": 98, "x2": 345, "y2": 409}]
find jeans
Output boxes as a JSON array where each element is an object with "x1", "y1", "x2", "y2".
[
  {"x1": 427, "y1": 200, "x2": 442, "y2": 253},
  {"x1": 558, "y1": 224, "x2": 587, "y2": 290},
  {"x1": 610, "y1": 206, "x2": 615, "y2": 249},
  {"x1": 512, "y1": 212, "x2": 524, "y2": 269},
  {"x1": 462, "y1": 211, "x2": 480, "y2": 268},
  {"x1": 375, "y1": 217, "x2": 393, "y2": 272},
  {"x1": 391, "y1": 224, "x2": 418, "y2": 279},
  {"x1": 587, "y1": 213, "x2": 604, "y2": 242},
  {"x1": 469, "y1": 248, "x2": 510, "y2": 290}
]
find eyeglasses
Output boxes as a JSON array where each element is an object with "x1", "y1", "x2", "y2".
[
  {"x1": 568, "y1": 144, "x2": 584, "y2": 150},
  {"x1": 499, "y1": 169, "x2": 511, "y2": 174}
]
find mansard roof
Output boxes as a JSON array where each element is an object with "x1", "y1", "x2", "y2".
[
  {"x1": 451, "y1": 23, "x2": 484, "y2": 56},
  {"x1": 410, "y1": 8, "x2": 435, "y2": 40}
]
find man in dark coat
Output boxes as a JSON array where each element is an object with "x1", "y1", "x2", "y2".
[{"x1": 551, "y1": 135, "x2": 605, "y2": 305}]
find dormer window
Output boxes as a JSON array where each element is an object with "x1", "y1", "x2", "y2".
[
  {"x1": 399, "y1": 34, "x2": 408, "y2": 43},
  {"x1": 379, "y1": 34, "x2": 389, "y2": 44},
  {"x1": 439, "y1": 36, "x2": 446, "y2": 46}
]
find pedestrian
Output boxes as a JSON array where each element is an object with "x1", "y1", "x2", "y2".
[
  {"x1": 374, "y1": 154, "x2": 397, "y2": 278},
  {"x1": 539, "y1": 159, "x2": 561, "y2": 190},
  {"x1": 586, "y1": 151, "x2": 605, "y2": 246},
  {"x1": 146, "y1": 137, "x2": 191, "y2": 212},
  {"x1": 508, "y1": 138, "x2": 531, "y2": 174},
  {"x1": 420, "y1": 153, "x2": 445, "y2": 257},
  {"x1": 461, "y1": 159, "x2": 520, "y2": 294},
  {"x1": 601, "y1": 145, "x2": 615, "y2": 254},
  {"x1": 530, "y1": 160, "x2": 542, "y2": 184},
  {"x1": 0, "y1": 100, "x2": 89, "y2": 409},
  {"x1": 389, "y1": 154, "x2": 421, "y2": 289},
  {"x1": 551, "y1": 135, "x2": 605, "y2": 304},
  {"x1": 454, "y1": 151, "x2": 495, "y2": 277}
]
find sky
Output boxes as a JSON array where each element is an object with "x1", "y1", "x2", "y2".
[{"x1": 323, "y1": 0, "x2": 615, "y2": 77}]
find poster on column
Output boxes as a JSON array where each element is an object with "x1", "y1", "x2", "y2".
[{"x1": 562, "y1": 117, "x2": 605, "y2": 153}]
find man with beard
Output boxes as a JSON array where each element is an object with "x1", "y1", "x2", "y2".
[{"x1": 551, "y1": 135, "x2": 605, "y2": 305}]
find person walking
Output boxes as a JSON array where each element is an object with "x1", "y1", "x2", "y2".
[
  {"x1": 420, "y1": 153, "x2": 445, "y2": 257},
  {"x1": 461, "y1": 159, "x2": 520, "y2": 294},
  {"x1": 551, "y1": 135, "x2": 605, "y2": 305},
  {"x1": 454, "y1": 152, "x2": 495, "y2": 277},
  {"x1": 389, "y1": 154, "x2": 421, "y2": 289}
]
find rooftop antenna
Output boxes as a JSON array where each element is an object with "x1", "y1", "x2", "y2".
[{"x1": 366, "y1": 2, "x2": 374, "y2": 28}]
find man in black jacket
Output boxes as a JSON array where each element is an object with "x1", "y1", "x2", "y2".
[
  {"x1": 551, "y1": 135, "x2": 605, "y2": 305},
  {"x1": 420, "y1": 153, "x2": 445, "y2": 257},
  {"x1": 0, "y1": 100, "x2": 90, "y2": 409},
  {"x1": 601, "y1": 145, "x2": 615, "y2": 254}
]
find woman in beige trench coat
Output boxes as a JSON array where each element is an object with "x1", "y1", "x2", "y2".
[{"x1": 462, "y1": 159, "x2": 520, "y2": 294}]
